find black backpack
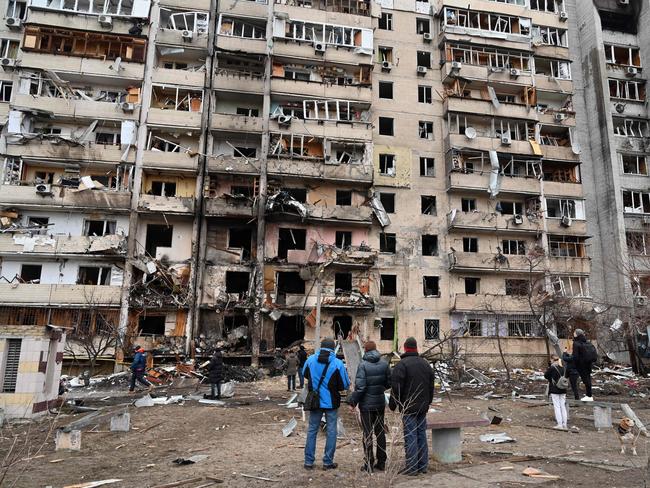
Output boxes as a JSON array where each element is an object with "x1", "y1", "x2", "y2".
[{"x1": 583, "y1": 342, "x2": 598, "y2": 364}]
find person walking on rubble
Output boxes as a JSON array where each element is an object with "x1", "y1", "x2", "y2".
[
  {"x1": 303, "y1": 337, "x2": 350, "y2": 470},
  {"x1": 389, "y1": 337, "x2": 435, "y2": 476},
  {"x1": 569, "y1": 328, "x2": 597, "y2": 402},
  {"x1": 544, "y1": 354, "x2": 568, "y2": 429},
  {"x1": 129, "y1": 345, "x2": 153, "y2": 393},
  {"x1": 207, "y1": 346, "x2": 224, "y2": 399},
  {"x1": 348, "y1": 341, "x2": 391, "y2": 473},
  {"x1": 297, "y1": 345, "x2": 308, "y2": 389},
  {"x1": 286, "y1": 351, "x2": 299, "y2": 391}
]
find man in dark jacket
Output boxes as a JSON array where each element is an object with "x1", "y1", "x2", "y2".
[
  {"x1": 297, "y1": 345, "x2": 308, "y2": 388},
  {"x1": 562, "y1": 349, "x2": 580, "y2": 400},
  {"x1": 348, "y1": 341, "x2": 390, "y2": 472},
  {"x1": 129, "y1": 345, "x2": 152, "y2": 393},
  {"x1": 207, "y1": 347, "x2": 224, "y2": 399},
  {"x1": 389, "y1": 337, "x2": 435, "y2": 475},
  {"x1": 571, "y1": 328, "x2": 594, "y2": 401},
  {"x1": 285, "y1": 351, "x2": 299, "y2": 391},
  {"x1": 303, "y1": 337, "x2": 350, "y2": 470}
]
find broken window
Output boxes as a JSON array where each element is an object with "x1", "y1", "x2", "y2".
[
  {"x1": 421, "y1": 196, "x2": 436, "y2": 215},
  {"x1": 84, "y1": 220, "x2": 116, "y2": 237},
  {"x1": 333, "y1": 315, "x2": 353, "y2": 339},
  {"x1": 228, "y1": 228, "x2": 252, "y2": 258},
  {"x1": 0, "y1": 81, "x2": 12, "y2": 102},
  {"x1": 22, "y1": 27, "x2": 146, "y2": 62},
  {"x1": 278, "y1": 228, "x2": 306, "y2": 259},
  {"x1": 380, "y1": 274, "x2": 397, "y2": 296},
  {"x1": 336, "y1": 190, "x2": 352, "y2": 206},
  {"x1": 0, "y1": 38, "x2": 19, "y2": 59},
  {"x1": 379, "y1": 81, "x2": 393, "y2": 99},
  {"x1": 275, "y1": 316, "x2": 305, "y2": 348},
  {"x1": 77, "y1": 266, "x2": 111, "y2": 285},
  {"x1": 533, "y1": 57, "x2": 571, "y2": 79},
  {"x1": 417, "y1": 51, "x2": 431, "y2": 69},
  {"x1": 6, "y1": 0, "x2": 26, "y2": 19},
  {"x1": 626, "y1": 232, "x2": 650, "y2": 256},
  {"x1": 418, "y1": 121, "x2": 434, "y2": 139},
  {"x1": 416, "y1": 18, "x2": 430, "y2": 34},
  {"x1": 609, "y1": 79, "x2": 646, "y2": 101},
  {"x1": 219, "y1": 15, "x2": 265, "y2": 39},
  {"x1": 304, "y1": 99, "x2": 354, "y2": 122},
  {"x1": 280, "y1": 19, "x2": 372, "y2": 50},
  {"x1": 502, "y1": 239, "x2": 526, "y2": 255},
  {"x1": 532, "y1": 25, "x2": 568, "y2": 47},
  {"x1": 464, "y1": 277, "x2": 480, "y2": 294},
  {"x1": 548, "y1": 235, "x2": 586, "y2": 257},
  {"x1": 334, "y1": 272, "x2": 352, "y2": 295},
  {"x1": 604, "y1": 44, "x2": 641, "y2": 67},
  {"x1": 622, "y1": 154, "x2": 648, "y2": 175},
  {"x1": 378, "y1": 46, "x2": 393, "y2": 63},
  {"x1": 96, "y1": 131, "x2": 121, "y2": 145},
  {"x1": 546, "y1": 198, "x2": 585, "y2": 219},
  {"x1": 151, "y1": 85, "x2": 203, "y2": 112},
  {"x1": 225, "y1": 271, "x2": 250, "y2": 295},
  {"x1": 150, "y1": 180, "x2": 177, "y2": 197},
  {"x1": 424, "y1": 319, "x2": 439, "y2": 340},
  {"x1": 277, "y1": 271, "x2": 305, "y2": 294},
  {"x1": 420, "y1": 157, "x2": 434, "y2": 176},
  {"x1": 234, "y1": 147, "x2": 257, "y2": 158},
  {"x1": 380, "y1": 317, "x2": 395, "y2": 340},
  {"x1": 379, "y1": 154, "x2": 396, "y2": 176},
  {"x1": 379, "y1": 192, "x2": 395, "y2": 213},
  {"x1": 418, "y1": 85, "x2": 432, "y2": 103},
  {"x1": 44, "y1": 0, "x2": 147, "y2": 16},
  {"x1": 507, "y1": 319, "x2": 537, "y2": 337},
  {"x1": 613, "y1": 118, "x2": 650, "y2": 137},
  {"x1": 423, "y1": 276, "x2": 440, "y2": 297},
  {"x1": 335, "y1": 231, "x2": 352, "y2": 249},
  {"x1": 623, "y1": 190, "x2": 650, "y2": 214},
  {"x1": 139, "y1": 316, "x2": 166, "y2": 336},
  {"x1": 20, "y1": 264, "x2": 42, "y2": 283},
  {"x1": 461, "y1": 198, "x2": 477, "y2": 212},
  {"x1": 422, "y1": 235, "x2": 438, "y2": 256},
  {"x1": 231, "y1": 185, "x2": 254, "y2": 198},
  {"x1": 379, "y1": 12, "x2": 393, "y2": 30},
  {"x1": 463, "y1": 237, "x2": 478, "y2": 253},
  {"x1": 505, "y1": 279, "x2": 528, "y2": 296},
  {"x1": 26, "y1": 217, "x2": 49, "y2": 235},
  {"x1": 145, "y1": 224, "x2": 173, "y2": 257},
  {"x1": 498, "y1": 201, "x2": 523, "y2": 215},
  {"x1": 552, "y1": 275, "x2": 589, "y2": 297},
  {"x1": 379, "y1": 117, "x2": 394, "y2": 136},
  {"x1": 282, "y1": 188, "x2": 306, "y2": 203},
  {"x1": 2, "y1": 339, "x2": 21, "y2": 393},
  {"x1": 379, "y1": 232, "x2": 396, "y2": 253},
  {"x1": 445, "y1": 42, "x2": 532, "y2": 72},
  {"x1": 164, "y1": 11, "x2": 209, "y2": 33},
  {"x1": 467, "y1": 319, "x2": 482, "y2": 336},
  {"x1": 530, "y1": 0, "x2": 561, "y2": 12},
  {"x1": 442, "y1": 7, "x2": 531, "y2": 37}
]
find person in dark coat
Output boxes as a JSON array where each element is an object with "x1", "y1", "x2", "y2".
[
  {"x1": 389, "y1": 337, "x2": 435, "y2": 475},
  {"x1": 129, "y1": 345, "x2": 152, "y2": 393},
  {"x1": 297, "y1": 345, "x2": 308, "y2": 388},
  {"x1": 286, "y1": 351, "x2": 299, "y2": 391},
  {"x1": 544, "y1": 354, "x2": 568, "y2": 429},
  {"x1": 571, "y1": 328, "x2": 594, "y2": 401},
  {"x1": 207, "y1": 347, "x2": 224, "y2": 399},
  {"x1": 562, "y1": 349, "x2": 580, "y2": 400},
  {"x1": 348, "y1": 341, "x2": 390, "y2": 472}
]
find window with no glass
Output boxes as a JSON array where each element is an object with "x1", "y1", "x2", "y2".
[
  {"x1": 379, "y1": 12, "x2": 393, "y2": 30},
  {"x1": 379, "y1": 81, "x2": 393, "y2": 99},
  {"x1": 379, "y1": 117, "x2": 394, "y2": 136}
]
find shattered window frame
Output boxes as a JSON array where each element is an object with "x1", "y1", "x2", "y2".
[
  {"x1": 467, "y1": 319, "x2": 482, "y2": 336},
  {"x1": 0, "y1": 81, "x2": 12, "y2": 102},
  {"x1": 378, "y1": 117, "x2": 394, "y2": 136},
  {"x1": 420, "y1": 157, "x2": 435, "y2": 177},
  {"x1": 423, "y1": 275, "x2": 440, "y2": 297},
  {"x1": 418, "y1": 120, "x2": 434, "y2": 139},
  {"x1": 379, "y1": 232, "x2": 396, "y2": 253},
  {"x1": 421, "y1": 234, "x2": 438, "y2": 256},
  {"x1": 621, "y1": 154, "x2": 648, "y2": 175},
  {"x1": 379, "y1": 154, "x2": 396, "y2": 176},
  {"x1": 421, "y1": 195, "x2": 437, "y2": 215},
  {"x1": 424, "y1": 319, "x2": 440, "y2": 340},
  {"x1": 379, "y1": 317, "x2": 395, "y2": 340},
  {"x1": 379, "y1": 12, "x2": 393, "y2": 30},
  {"x1": 464, "y1": 277, "x2": 480, "y2": 294},
  {"x1": 461, "y1": 198, "x2": 476, "y2": 212},
  {"x1": 6, "y1": 0, "x2": 26, "y2": 19},
  {"x1": 379, "y1": 274, "x2": 397, "y2": 296}
]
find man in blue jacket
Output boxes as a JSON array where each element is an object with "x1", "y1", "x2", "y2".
[
  {"x1": 129, "y1": 345, "x2": 152, "y2": 393},
  {"x1": 303, "y1": 337, "x2": 350, "y2": 470}
]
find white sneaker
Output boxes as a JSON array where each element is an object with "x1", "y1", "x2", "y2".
[
  {"x1": 581, "y1": 396, "x2": 594, "y2": 402},
  {"x1": 552, "y1": 424, "x2": 564, "y2": 430}
]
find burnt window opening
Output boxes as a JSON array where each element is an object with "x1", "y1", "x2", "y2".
[
  {"x1": 336, "y1": 190, "x2": 352, "y2": 206},
  {"x1": 236, "y1": 107, "x2": 260, "y2": 117},
  {"x1": 139, "y1": 315, "x2": 166, "y2": 336},
  {"x1": 379, "y1": 154, "x2": 396, "y2": 176},
  {"x1": 417, "y1": 51, "x2": 431, "y2": 68},
  {"x1": 282, "y1": 187, "x2": 307, "y2": 203},
  {"x1": 20, "y1": 264, "x2": 42, "y2": 282},
  {"x1": 380, "y1": 317, "x2": 395, "y2": 340},
  {"x1": 380, "y1": 274, "x2": 397, "y2": 296},
  {"x1": 278, "y1": 228, "x2": 306, "y2": 259},
  {"x1": 335, "y1": 272, "x2": 352, "y2": 295},
  {"x1": 419, "y1": 121, "x2": 434, "y2": 139},
  {"x1": 505, "y1": 279, "x2": 529, "y2": 296},
  {"x1": 422, "y1": 235, "x2": 438, "y2": 256},
  {"x1": 598, "y1": 10, "x2": 637, "y2": 34},
  {"x1": 467, "y1": 319, "x2": 482, "y2": 337},
  {"x1": 416, "y1": 18, "x2": 430, "y2": 34},
  {"x1": 424, "y1": 319, "x2": 440, "y2": 340},
  {"x1": 379, "y1": 81, "x2": 393, "y2": 99},
  {"x1": 462, "y1": 198, "x2": 477, "y2": 212},
  {"x1": 379, "y1": 192, "x2": 395, "y2": 213},
  {"x1": 224, "y1": 315, "x2": 248, "y2": 334},
  {"x1": 84, "y1": 220, "x2": 116, "y2": 236},
  {"x1": 231, "y1": 185, "x2": 254, "y2": 197},
  {"x1": 335, "y1": 231, "x2": 352, "y2": 249},
  {"x1": 497, "y1": 201, "x2": 523, "y2": 215},
  {"x1": 420, "y1": 157, "x2": 434, "y2": 176},
  {"x1": 421, "y1": 196, "x2": 436, "y2": 215},
  {"x1": 234, "y1": 147, "x2": 257, "y2": 158},
  {"x1": 423, "y1": 276, "x2": 440, "y2": 297},
  {"x1": 277, "y1": 271, "x2": 305, "y2": 294},
  {"x1": 145, "y1": 224, "x2": 173, "y2": 258},
  {"x1": 225, "y1": 271, "x2": 250, "y2": 295},
  {"x1": 333, "y1": 315, "x2": 353, "y2": 339},
  {"x1": 228, "y1": 228, "x2": 253, "y2": 258},
  {"x1": 77, "y1": 266, "x2": 111, "y2": 285},
  {"x1": 150, "y1": 181, "x2": 177, "y2": 197},
  {"x1": 27, "y1": 216, "x2": 49, "y2": 235},
  {"x1": 378, "y1": 117, "x2": 394, "y2": 136},
  {"x1": 275, "y1": 315, "x2": 305, "y2": 349},
  {"x1": 464, "y1": 277, "x2": 480, "y2": 294},
  {"x1": 380, "y1": 232, "x2": 396, "y2": 253},
  {"x1": 463, "y1": 237, "x2": 478, "y2": 253}
]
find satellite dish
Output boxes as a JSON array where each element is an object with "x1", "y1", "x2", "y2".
[
  {"x1": 464, "y1": 127, "x2": 477, "y2": 139},
  {"x1": 571, "y1": 143, "x2": 581, "y2": 155}
]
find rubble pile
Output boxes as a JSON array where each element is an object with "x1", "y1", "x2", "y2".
[
  {"x1": 129, "y1": 257, "x2": 191, "y2": 308},
  {"x1": 221, "y1": 364, "x2": 263, "y2": 382}
]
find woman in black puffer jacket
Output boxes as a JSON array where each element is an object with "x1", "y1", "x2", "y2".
[{"x1": 207, "y1": 348, "x2": 224, "y2": 399}]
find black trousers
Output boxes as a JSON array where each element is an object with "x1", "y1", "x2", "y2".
[
  {"x1": 360, "y1": 409, "x2": 387, "y2": 469},
  {"x1": 129, "y1": 370, "x2": 151, "y2": 391},
  {"x1": 287, "y1": 375, "x2": 296, "y2": 391},
  {"x1": 577, "y1": 366, "x2": 592, "y2": 397},
  {"x1": 211, "y1": 382, "x2": 221, "y2": 398},
  {"x1": 568, "y1": 373, "x2": 580, "y2": 400}
]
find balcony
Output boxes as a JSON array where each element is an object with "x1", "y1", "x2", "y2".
[
  {"x1": 211, "y1": 113, "x2": 263, "y2": 132},
  {"x1": 142, "y1": 151, "x2": 200, "y2": 172},
  {"x1": 447, "y1": 210, "x2": 541, "y2": 234},
  {"x1": 306, "y1": 204, "x2": 373, "y2": 224},
  {"x1": 13, "y1": 94, "x2": 139, "y2": 121},
  {"x1": 273, "y1": 41, "x2": 369, "y2": 65},
  {"x1": 533, "y1": 44, "x2": 570, "y2": 60},
  {"x1": 447, "y1": 134, "x2": 579, "y2": 161},
  {"x1": 548, "y1": 256, "x2": 590, "y2": 275},
  {"x1": 25, "y1": 9, "x2": 149, "y2": 35},
  {"x1": 138, "y1": 194, "x2": 195, "y2": 214},
  {"x1": 546, "y1": 218, "x2": 587, "y2": 235},
  {"x1": 267, "y1": 158, "x2": 372, "y2": 183},
  {"x1": 20, "y1": 52, "x2": 145, "y2": 80},
  {"x1": 207, "y1": 156, "x2": 261, "y2": 175},
  {"x1": 147, "y1": 108, "x2": 202, "y2": 128},
  {"x1": 0, "y1": 234, "x2": 126, "y2": 256},
  {"x1": 269, "y1": 119, "x2": 371, "y2": 141},
  {"x1": 543, "y1": 181, "x2": 583, "y2": 198},
  {"x1": 0, "y1": 185, "x2": 131, "y2": 211},
  {"x1": 448, "y1": 172, "x2": 540, "y2": 195},
  {"x1": 157, "y1": 28, "x2": 209, "y2": 49},
  {"x1": 220, "y1": 0, "x2": 267, "y2": 18},
  {"x1": 449, "y1": 252, "x2": 535, "y2": 273},
  {"x1": 5, "y1": 142, "x2": 134, "y2": 164},
  {"x1": 215, "y1": 35, "x2": 266, "y2": 55},
  {"x1": 161, "y1": 0, "x2": 211, "y2": 8},
  {"x1": 452, "y1": 293, "x2": 531, "y2": 313},
  {"x1": 204, "y1": 196, "x2": 256, "y2": 218},
  {"x1": 445, "y1": 96, "x2": 537, "y2": 121},
  {"x1": 213, "y1": 70, "x2": 264, "y2": 94},
  {"x1": 271, "y1": 77, "x2": 372, "y2": 103},
  {"x1": 274, "y1": 3, "x2": 372, "y2": 27},
  {"x1": 0, "y1": 284, "x2": 121, "y2": 306},
  {"x1": 152, "y1": 67, "x2": 206, "y2": 87}
]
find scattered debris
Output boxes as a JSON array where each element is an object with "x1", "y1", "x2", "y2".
[
  {"x1": 239, "y1": 473, "x2": 280, "y2": 483},
  {"x1": 55, "y1": 429, "x2": 81, "y2": 451},
  {"x1": 63, "y1": 480, "x2": 122, "y2": 488},
  {"x1": 109, "y1": 413, "x2": 131, "y2": 432},
  {"x1": 134, "y1": 395, "x2": 155, "y2": 408},
  {"x1": 173, "y1": 455, "x2": 209, "y2": 465},
  {"x1": 479, "y1": 432, "x2": 515, "y2": 444},
  {"x1": 282, "y1": 418, "x2": 297, "y2": 437},
  {"x1": 522, "y1": 467, "x2": 560, "y2": 480}
]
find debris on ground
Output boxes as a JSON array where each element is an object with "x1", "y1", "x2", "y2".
[
  {"x1": 282, "y1": 418, "x2": 297, "y2": 437},
  {"x1": 480, "y1": 432, "x2": 516, "y2": 444},
  {"x1": 173, "y1": 455, "x2": 209, "y2": 465}
]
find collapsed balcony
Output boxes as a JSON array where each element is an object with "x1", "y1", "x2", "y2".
[
  {"x1": 129, "y1": 257, "x2": 191, "y2": 308},
  {"x1": 440, "y1": 6, "x2": 532, "y2": 43},
  {"x1": 213, "y1": 53, "x2": 265, "y2": 94},
  {"x1": 144, "y1": 128, "x2": 201, "y2": 171},
  {"x1": 149, "y1": 84, "x2": 203, "y2": 127},
  {"x1": 204, "y1": 174, "x2": 258, "y2": 218},
  {"x1": 201, "y1": 266, "x2": 256, "y2": 310},
  {"x1": 209, "y1": 132, "x2": 263, "y2": 174},
  {"x1": 153, "y1": 45, "x2": 208, "y2": 86}
]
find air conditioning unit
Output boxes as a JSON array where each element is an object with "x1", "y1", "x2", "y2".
[
  {"x1": 417, "y1": 66, "x2": 427, "y2": 75},
  {"x1": 120, "y1": 102, "x2": 135, "y2": 113},
  {"x1": 643, "y1": 215, "x2": 650, "y2": 226},
  {"x1": 5, "y1": 17, "x2": 21, "y2": 29},
  {"x1": 35, "y1": 183, "x2": 52, "y2": 195},
  {"x1": 278, "y1": 114, "x2": 292, "y2": 125},
  {"x1": 98, "y1": 15, "x2": 112, "y2": 27},
  {"x1": 451, "y1": 61, "x2": 462, "y2": 70},
  {"x1": 615, "y1": 102, "x2": 626, "y2": 113},
  {"x1": 560, "y1": 215, "x2": 572, "y2": 227},
  {"x1": 626, "y1": 66, "x2": 638, "y2": 76},
  {"x1": 554, "y1": 113, "x2": 566, "y2": 122},
  {"x1": 510, "y1": 68, "x2": 520, "y2": 78},
  {"x1": 559, "y1": 11, "x2": 568, "y2": 21},
  {"x1": 181, "y1": 30, "x2": 193, "y2": 42},
  {"x1": 0, "y1": 58, "x2": 16, "y2": 69},
  {"x1": 501, "y1": 134, "x2": 512, "y2": 145},
  {"x1": 381, "y1": 60, "x2": 392, "y2": 72},
  {"x1": 634, "y1": 295, "x2": 647, "y2": 307},
  {"x1": 423, "y1": 32, "x2": 432, "y2": 42},
  {"x1": 314, "y1": 42, "x2": 326, "y2": 53},
  {"x1": 513, "y1": 214, "x2": 524, "y2": 225}
]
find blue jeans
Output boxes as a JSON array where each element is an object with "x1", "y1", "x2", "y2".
[
  {"x1": 304, "y1": 408, "x2": 338, "y2": 466},
  {"x1": 403, "y1": 412, "x2": 428, "y2": 473},
  {"x1": 298, "y1": 368, "x2": 305, "y2": 388}
]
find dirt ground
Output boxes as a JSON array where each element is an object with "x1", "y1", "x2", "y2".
[{"x1": 1, "y1": 377, "x2": 648, "y2": 488}]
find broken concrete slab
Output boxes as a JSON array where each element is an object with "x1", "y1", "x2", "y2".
[
  {"x1": 109, "y1": 413, "x2": 130, "y2": 432},
  {"x1": 198, "y1": 399, "x2": 225, "y2": 406},
  {"x1": 479, "y1": 432, "x2": 515, "y2": 444},
  {"x1": 55, "y1": 429, "x2": 81, "y2": 451},
  {"x1": 134, "y1": 395, "x2": 154, "y2": 407},
  {"x1": 593, "y1": 405, "x2": 612, "y2": 431}
]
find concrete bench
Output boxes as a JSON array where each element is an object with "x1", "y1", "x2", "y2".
[{"x1": 426, "y1": 412, "x2": 490, "y2": 464}]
